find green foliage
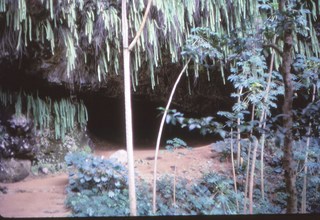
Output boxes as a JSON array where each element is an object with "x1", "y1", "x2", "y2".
[
  {"x1": 159, "y1": 107, "x2": 222, "y2": 136},
  {"x1": 0, "y1": 87, "x2": 88, "y2": 140},
  {"x1": 155, "y1": 172, "x2": 241, "y2": 215},
  {"x1": 165, "y1": 137, "x2": 191, "y2": 152},
  {"x1": 66, "y1": 189, "x2": 130, "y2": 217},
  {"x1": 65, "y1": 152, "x2": 128, "y2": 193},
  {"x1": 213, "y1": 138, "x2": 252, "y2": 165},
  {"x1": 162, "y1": 99, "x2": 320, "y2": 214},
  {"x1": 254, "y1": 193, "x2": 283, "y2": 214},
  {"x1": 162, "y1": 0, "x2": 320, "y2": 215},
  {"x1": 63, "y1": 148, "x2": 320, "y2": 215},
  {"x1": 65, "y1": 151, "x2": 243, "y2": 216},
  {"x1": 199, "y1": 172, "x2": 242, "y2": 213},
  {"x1": 162, "y1": 107, "x2": 255, "y2": 140},
  {"x1": 260, "y1": 0, "x2": 320, "y2": 58},
  {"x1": 53, "y1": 98, "x2": 88, "y2": 140},
  {"x1": 294, "y1": 137, "x2": 320, "y2": 212},
  {"x1": 0, "y1": 0, "x2": 260, "y2": 87},
  {"x1": 65, "y1": 152, "x2": 130, "y2": 217},
  {"x1": 182, "y1": 27, "x2": 226, "y2": 80},
  {"x1": 136, "y1": 181, "x2": 154, "y2": 216},
  {"x1": 64, "y1": 152, "x2": 163, "y2": 217}
]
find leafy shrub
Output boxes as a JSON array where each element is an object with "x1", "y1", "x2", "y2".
[
  {"x1": 65, "y1": 152, "x2": 159, "y2": 217},
  {"x1": 198, "y1": 172, "x2": 242, "y2": 214},
  {"x1": 165, "y1": 137, "x2": 191, "y2": 152},
  {"x1": 254, "y1": 197, "x2": 282, "y2": 214},
  {"x1": 65, "y1": 189, "x2": 130, "y2": 217},
  {"x1": 65, "y1": 151, "x2": 241, "y2": 217},
  {"x1": 65, "y1": 152, "x2": 130, "y2": 217},
  {"x1": 65, "y1": 152, "x2": 128, "y2": 193},
  {"x1": 155, "y1": 172, "x2": 240, "y2": 215},
  {"x1": 136, "y1": 181, "x2": 154, "y2": 216}
]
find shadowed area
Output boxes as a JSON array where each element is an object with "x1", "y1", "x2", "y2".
[{"x1": 84, "y1": 95, "x2": 216, "y2": 148}]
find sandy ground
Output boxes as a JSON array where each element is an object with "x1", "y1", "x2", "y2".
[
  {"x1": 0, "y1": 142, "x2": 231, "y2": 218},
  {"x1": 0, "y1": 173, "x2": 70, "y2": 217}
]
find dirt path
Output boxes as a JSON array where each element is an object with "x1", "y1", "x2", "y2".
[
  {"x1": 95, "y1": 144, "x2": 232, "y2": 182},
  {"x1": 0, "y1": 173, "x2": 70, "y2": 218},
  {"x1": 0, "y1": 142, "x2": 231, "y2": 218}
]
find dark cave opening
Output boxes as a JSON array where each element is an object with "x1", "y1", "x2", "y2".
[
  {"x1": 0, "y1": 64, "x2": 219, "y2": 149},
  {"x1": 83, "y1": 94, "x2": 216, "y2": 148}
]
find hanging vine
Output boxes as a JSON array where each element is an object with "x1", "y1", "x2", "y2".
[
  {"x1": 0, "y1": 87, "x2": 88, "y2": 140},
  {"x1": 0, "y1": 0, "x2": 265, "y2": 87}
]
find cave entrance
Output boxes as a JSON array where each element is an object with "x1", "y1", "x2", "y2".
[{"x1": 84, "y1": 95, "x2": 215, "y2": 149}]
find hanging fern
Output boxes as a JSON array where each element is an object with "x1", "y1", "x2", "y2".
[
  {"x1": 0, "y1": 1, "x2": 318, "y2": 88},
  {"x1": 0, "y1": 87, "x2": 88, "y2": 140},
  {"x1": 0, "y1": 0, "x2": 267, "y2": 88}
]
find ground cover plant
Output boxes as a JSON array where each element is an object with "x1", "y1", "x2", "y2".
[
  {"x1": 0, "y1": 0, "x2": 319, "y2": 216},
  {"x1": 64, "y1": 151, "x2": 243, "y2": 216}
]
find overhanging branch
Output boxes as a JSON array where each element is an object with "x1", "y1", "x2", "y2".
[{"x1": 128, "y1": 0, "x2": 153, "y2": 51}]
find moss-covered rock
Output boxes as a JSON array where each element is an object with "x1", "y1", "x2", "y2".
[{"x1": 0, "y1": 158, "x2": 31, "y2": 183}]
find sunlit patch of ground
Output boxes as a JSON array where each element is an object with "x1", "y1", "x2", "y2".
[{"x1": 0, "y1": 140, "x2": 231, "y2": 218}]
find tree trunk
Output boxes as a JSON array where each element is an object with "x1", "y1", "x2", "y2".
[
  {"x1": 279, "y1": 1, "x2": 297, "y2": 211},
  {"x1": 121, "y1": 0, "x2": 153, "y2": 215},
  {"x1": 121, "y1": 0, "x2": 137, "y2": 216}
]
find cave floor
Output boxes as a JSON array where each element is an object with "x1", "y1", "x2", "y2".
[{"x1": 0, "y1": 140, "x2": 231, "y2": 218}]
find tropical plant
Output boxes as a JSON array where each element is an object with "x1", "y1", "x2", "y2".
[
  {"x1": 0, "y1": 0, "x2": 260, "y2": 87},
  {"x1": 166, "y1": 0, "x2": 320, "y2": 214},
  {"x1": 152, "y1": 172, "x2": 241, "y2": 215},
  {"x1": 65, "y1": 151, "x2": 242, "y2": 216},
  {"x1": 1, "y1": 0, "x2": 319, "y2": 215},
  {"x1": 0, "y1": 87, "x2": 88, "y2": 140},
  {"x1": 65, "y1": 152, "x2": 128, "y2": 193},
  {"x1": 65, "y1": 151, "x2": 130, "y2": 216}
]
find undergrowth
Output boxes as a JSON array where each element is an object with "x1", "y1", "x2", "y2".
[
  {"x1": 64, "y1": 136, "x2": 320, "y2": 217},
  {"x1": 64, "y1": 152, "x2": 241, "y2": 217}
]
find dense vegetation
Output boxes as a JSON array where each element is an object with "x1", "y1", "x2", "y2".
[
  {"x1": 0, "y1": 0, "x2": 320, "y2": 216},
  {"x1": 65, "y1": 151, "x2": 243, "y2": 216},
  {"x1": 0, "y1": 0, "x2": 259, "y2": 87}
]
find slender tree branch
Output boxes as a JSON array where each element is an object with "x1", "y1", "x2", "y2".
[
  {"x1": 301, "y1": 84, "x2": 316, "y2": 213},
  {"x1": 230, "y1": 128, "x2": 240, "y2": 212},
  {"x1": 243, "y1": 104, "x2": 255, "y2": 214},
  {"x1": 260, "y1": 35, "x2": 277, "y2": 202},
  {"x1": 128, "y1": 0, "x2": 153, "y2": 51},
  {"x1": 152, "y1": 58, "x2": 191, "y2": 214}
]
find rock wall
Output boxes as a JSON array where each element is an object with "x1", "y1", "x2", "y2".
[{"x1": 0, "y1": 106, "x2": 92, "y2": 183}]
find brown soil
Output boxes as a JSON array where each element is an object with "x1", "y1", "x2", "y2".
[
  {"x1": 0, "y1": 173, "x2": 70, "y2": 218},
  {"x1": 0, "y1": 141, "x2": 231, "y2": 218}
]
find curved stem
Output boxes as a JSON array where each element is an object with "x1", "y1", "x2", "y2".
[
  {"x1": 152, "y1": 58, "x2": 191, "y2": 214},
  {"x1": 230, "y1": 128, "x2": 239, "y2": 212},
  {"x1": 260, "y1": 35, "x2": 276, "y2": 202},
  {"x1": 128, "y1": 0, "x2": 153, "y2": 51}
]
